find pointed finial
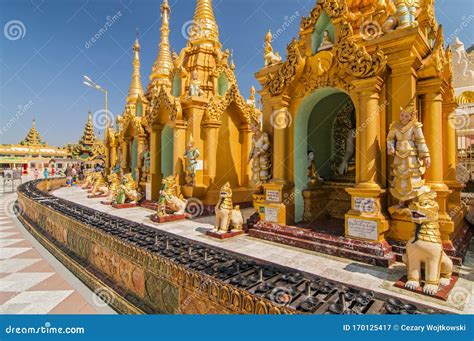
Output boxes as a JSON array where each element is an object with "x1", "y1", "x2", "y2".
[
  {"x1": 150, "y1": 0, "x2": 172, "y2": 87},
  {"x1": 189, "y1": 0, "x2": 220, "y2": 47},
  {"x1": 127, "y1": 35, "x2": 144, "y2": 103}
]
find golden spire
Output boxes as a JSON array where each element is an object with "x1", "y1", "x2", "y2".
[
  {"x1": 127, "y1": 37, "x2": 144, "y2": 103},
  {"x1": 189, "y1": 0, "x2": 220, "y2": 47},
  {"x1": 20, "y1": 119, "x2": 45, "y2": 146},
  {"x1": 150, "y1": 0, "x2": 172, "y2": 86}
]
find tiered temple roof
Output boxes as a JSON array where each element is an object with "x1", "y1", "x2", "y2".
[{"x1": 20, "y1": 119, "x2": 45, "y2": 146}]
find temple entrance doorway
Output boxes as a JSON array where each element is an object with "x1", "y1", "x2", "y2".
[{"x1": 294, "y1": 88, "x2": 356, "y2": 235}]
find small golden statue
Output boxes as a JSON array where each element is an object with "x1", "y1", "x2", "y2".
[
  {"x1": 184, "y1": 134, "x2": 200, "y2": 186},
  {"x1": 248, "y1": 122, "x2": 272, "y2": 186},
  {"x1": 264, "y1": 30, "x2": 282, "y2": 66},
  {"x1": 89, "y1": 172, "x2": 108, "y2": 196},
  {"x1": 105, "y1": 173, "x2": 121, "y2": 203},
  {"x1": 246, "y1": 86, "x2": 256, "y2": 107},
  {"x1": 188, "y1": 69, "x2": 204, "y2": 97},
  {"x1": 387, "y1": 99, "x2": 430, "y2": 208},
  {"x1": 307, "y1": 151, "x2": 323, "y2": 187},
  {"x1": 115, "y1": 173, "x2": 141, "y2": 204},
  {"x1": 317, "y1": 30, "x2": 333, "y2": 51},
  {"x1": 214, "y1": 182, "x2": 243, "y2": 233},
  {"x1": 157, "y1": 175, "x2": 188, "y2": 217}
]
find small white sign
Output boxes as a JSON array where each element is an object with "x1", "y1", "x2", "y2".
[
  {"x1": 354, "y1": 197, "x2": 375, "y2": 213},
  {"x1": 196, "y1": 160, "x2": 204, "y2": 171},
  {"x1": 347, "y1": 218, "x2": 378, "y2": 241},
  {"x1": 266, "y1": 190, "x2": 280, "y2": 203},
  {"x1": 145, "y1": 182, "x2": 152, "y2": 201},
  {"x1": 264, "y1": 207, "x2": 278, "y2": 223}
]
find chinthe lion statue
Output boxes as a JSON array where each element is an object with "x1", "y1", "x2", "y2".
[
  {"x1": 157, "y1": 176, "x2": 187, "y2": 216},
  {"x1": 115, "y1": 173, "x2": 141, "y2": 204},
  {"x1": 105, "y1": 173, "x2": 121, "y2": 202},
  {"x1": 82, "y1": 171, "x2": 96, "y2": 189},
  {"x1": 402, "y1": 191, "x2": 453, "y2": 295},
  {"x1": 214, "y1": 182, "x2": 243, "y2": 233},
  {"x1": 89, "y1": 172, "x2": 108, "y2": 196}
]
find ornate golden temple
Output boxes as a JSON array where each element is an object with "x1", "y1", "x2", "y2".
[
  {"x1": 104, "y1": 0, "x2": 469, "y2": 265},
  {"x1": 105, "y1": 0, "x2": 260, "y2": 204}
]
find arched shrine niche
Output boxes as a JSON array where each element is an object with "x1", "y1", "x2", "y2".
[{"x1": 294, "y1": 88, "x2": 356, "y2": 225}]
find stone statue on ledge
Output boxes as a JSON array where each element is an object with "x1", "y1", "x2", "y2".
[
  {"x1": 248, "y1": 122, "x2": 272, "y2": 187},
  {"x1": 307, "y1": 151, "x2": 323, "y2": 187},
  {"x1": 264, "y1": 30, "x2": 282, "y2": 67},
  {"x1": 184, "y1": 135, "x2": 200, "y2": 186},
  {"x1": 188, "y1": 69, "x2": 204, "y2": 97},
  {"x1": 317, "y1": 30, "x2": 333, "y2": 51},
  {"x1": 387, "y1": 100, "x2": 431, "y2": 208}
]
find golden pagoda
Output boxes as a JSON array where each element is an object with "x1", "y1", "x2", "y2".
[
  {"x1": 20, "y1": 119, "x2": 45, "y2": 146},
  {"x1": 107, "y1": 0, "x2": 259, "y2": 206},
  {"x1": 73, "y1": 111, "x2": 97, "y2": 160}
]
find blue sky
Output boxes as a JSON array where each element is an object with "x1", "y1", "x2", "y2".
[{"x1": 1, "y1": 0, "x2": 473, "y2": 146}]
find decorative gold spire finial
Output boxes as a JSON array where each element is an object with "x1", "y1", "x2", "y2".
[
  {"x1": 189, "y1": 0, "x2": 220, "y2": 47},
  {"x1": 127, "y1": 36, "x2": 144, "y2": 103},
  {"x1": 150, "y1": 0, "x2": 172, "y2": 87}
]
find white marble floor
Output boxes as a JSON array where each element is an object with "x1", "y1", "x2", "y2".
[
  {"x1": 53, "y1": 186, "x2": 474, "y2": 314},
  {"x1": 0, "y1": 177, "x2": 115, "y2": 314}
]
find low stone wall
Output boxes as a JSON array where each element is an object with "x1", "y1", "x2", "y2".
[{"x1": 16, "y1": 180, "x2": 294, "y2": 315}]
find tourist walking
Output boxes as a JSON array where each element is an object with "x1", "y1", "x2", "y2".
[{"x1": 43, "y1": 168, "x2": 49, "y2": 179}]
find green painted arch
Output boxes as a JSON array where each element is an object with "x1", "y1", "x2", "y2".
[
  {"x1": 161, "y1": 125, "x2": 174, "y2": 177},
  {"x1": 136, "y1": 101, "x2": 143, "y2": 117},
  {"x1": 311, "y1": 10, "x2": 335, "y2": 55},
  {"x1": 217, "y1": 73, "x2": 229, "y2": 96},
  {"x1": 293, "y1": 87, "x2": 352, "y2": 222}
]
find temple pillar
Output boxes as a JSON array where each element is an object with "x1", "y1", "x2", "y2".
[
  {"x1": 387, "y1": 56, "x2": 418, "y2": 125},
  {"x1": 150, "y1": 124, "x2": 163, "y2": 201},
  {"x1": 202, "y1": 120, "x2": 221, "y2": 188},
  {"x1": 136, "y1": 133, "x2": 146, "y2": 187},
  {"x1": 259, "y1": 95, "x2": 293, "y2": 225},
  {"x1": 110, "y1": 142, "x2": 117, "y2": 170},
  {"x1": 104, "y1": 143, "x2": 110, "y2": 174},
  {"x1": 443, "y1": 101, "x2": 464, "y2": 206},
  {"x1": 418, "y1": 79, "x2": 453, "y2": 242},
  {"x1": 173, "y1": 120, "x2": 187, "y2": 185},
  {"x1": 345, "y1": 76, "x2": 389, "y2": 242},
  {"x1": 240, "y1": 123, "x2": 252, "y2": 188}
]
